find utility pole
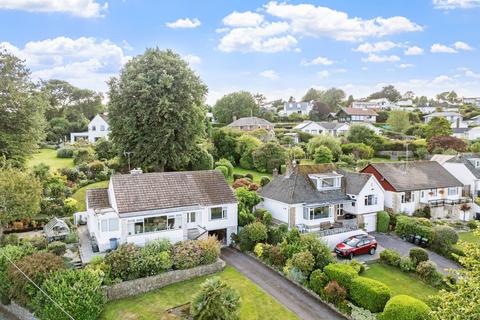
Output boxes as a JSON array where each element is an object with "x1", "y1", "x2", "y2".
[{"x1": 123, "y1": 151, "x2": 133, "y2": 171}]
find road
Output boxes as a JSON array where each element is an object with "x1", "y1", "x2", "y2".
[{"x1": 221, "y1": 247, "x2": 346, "y2": 320}]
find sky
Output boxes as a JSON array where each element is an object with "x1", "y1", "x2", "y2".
[{"x1": 1, "y1": 0, "x2": 480, "y2": 104}]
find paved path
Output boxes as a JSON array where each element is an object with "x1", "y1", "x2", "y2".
[
  {"x1": 221, "y1": 247, "x2": 346, "y2": 320},
  {"x1": 373, "y1": 232, "x2": 460, "y2": 275}
]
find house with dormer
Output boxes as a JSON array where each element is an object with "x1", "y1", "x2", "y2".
[{"x1": 70, "y1": 113, "x2": 110, "y2": 143}]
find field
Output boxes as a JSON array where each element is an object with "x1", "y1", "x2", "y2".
[{"x1": 27, "y1": 148, "x2": 74, "y2": 171}]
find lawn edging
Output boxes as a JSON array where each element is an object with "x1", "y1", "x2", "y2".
[
  {"x1": 103, "y1": 259, "x2": 226, "y2": 301},
  {"x1": 241, "y1": 249, "x2": 352, "y2": 320}
]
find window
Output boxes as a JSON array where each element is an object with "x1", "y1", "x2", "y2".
[
  {"x1": 101, "y1": 220, "x2": 108, "y2": 232},
  {"x1": 303, "y1": 206, "x2": 330, "y2": 220},
  {"x1": 352, "y1": 201, "x2": 356, "y2": 207},
  {"x1": 127, "y1": 215, "x2": 181, "y2": 235},
  {"x1": 144, "y1": 216, "x2": 167, "y2": 232},
  {"x1": 421, "y1": 190, "x2": 425, "y2": 198},
  {"x1": 91, "y1": 125, "x2": 96, "y2": 131},
  {"x1": 336, "y1": 204, "x2": 344, "y2": 216},
  {"x1": 401, "y1": 191, "x2": 413, "y2": 203},
  {"x1": 210, "y1": 207, "x2": 227, "y2": 220},
  {"x1": 108, "y1": 218, "x2": 119, "y2": 232},
  {"x1": 448, "y1": 187, "x2": 458, "y2": 196},
  {"x1": 100, "y1": 125, "x2": 105, "y2": 131},
  {"x1": 187, "y1": 212, "x2": 196, "y2": 223},
  {"x1": 364, "y1": 195, "x2": 377, "y2": 206}
]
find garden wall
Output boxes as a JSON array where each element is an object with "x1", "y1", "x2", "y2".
[
  {"x1": 0, "y1": 301, "x2": 36, "y2": 320},
  {"x1": 103, "y1": 259, "x2": 226, "y2": 301}
]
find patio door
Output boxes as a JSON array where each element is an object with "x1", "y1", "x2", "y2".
[{"x1": 185, "y1": 212, "x2": 197, "y2": 229}]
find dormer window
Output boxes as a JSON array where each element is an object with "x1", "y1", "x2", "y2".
[{"x1": 309, "y1": 173, "x2": 342, "y2": 190}]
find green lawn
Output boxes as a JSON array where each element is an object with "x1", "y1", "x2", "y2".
[
  {"x1": 363, "y1": 263, "x2": 438, "y2": 302},
  {"x1": 458, "y1": 231, "x2": 480, "y2": 245},
  {"x1": 71, "y1": 180, "x2": 109, "y2": 211},
  {"x1": 228, "y1": 167, "x2": 272, "y2": 185},
  {"x1": 100, "y1": 266, "x2": 299, "y2": 320},
  {"x1": 27, "y1": 148, "x2": 74, "y2": 171}
]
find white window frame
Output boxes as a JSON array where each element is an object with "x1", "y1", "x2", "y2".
[
  {"x1": 187, "y1": 212, "x2": 196, "y2": 223},
  {"x1": 210, "y1": 207, "x2": 227, "y2": 220},
  {"x1": 364, "y1": 195, "x2": 377, "y2": 206},
  {"x1": 448, "y1": 187, "x2": 458, "y2": 196},
  {"x1": 401, "y1": 191, "x2": 414, "y2": 203}
]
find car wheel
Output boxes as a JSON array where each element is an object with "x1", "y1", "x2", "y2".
[
  {"x1": 348, "y1": 252, "x2": 354, "y2": 260},
  {"x1": 369, "y1": 247, "x2": 376, "y2": 255}
]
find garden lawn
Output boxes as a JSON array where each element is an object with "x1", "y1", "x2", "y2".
[
  {"x1": 27, "y1": 148, "x2": 74, "y2": 171},
  {"x1": 363, "y1": 263, "x2": 438, "y2": 302},
  {"x1": 458, "y1": 231, "x2": 480, "y2": 245},
  {"x1": 100, "y1": 266, "x2": 299, "y2": 320},
  {"x1": 72, "y1": 180, "x2": 109, "y2": 211},
  {"x1": 228, "y1": 167, "x2": 271, "y2": 185}
]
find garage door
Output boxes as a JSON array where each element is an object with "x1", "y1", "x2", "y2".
[{"x1": 363, "y1": 213, "x2": 377, "y2": 232}]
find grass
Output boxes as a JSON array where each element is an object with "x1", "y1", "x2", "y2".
[
  {"x1": 362, "y1": 263, "x2": 438, "y2": 302},
  {"x1": 228, "y1": 167, "x2": 272, "y2": 185},
  {"x1": 27, "y1": 148, "x2": 74, "y2": 171},
  {"x1": 100, "y1": 266, "x2": 299, "y2": 320},
  {"x1": 71, "y1": 180, "x2": 109, "y2": 211},
  {"x1": 458, "y1": 231, "x2": 480, "y2": 245}
]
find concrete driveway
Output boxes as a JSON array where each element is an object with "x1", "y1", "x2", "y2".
[{"x1": 221, "y1": 247, "x2": 346, "y2": 320}]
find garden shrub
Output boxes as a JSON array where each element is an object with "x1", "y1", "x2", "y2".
[
  {"x1": 309, "y1": 269, "x2": 328, "y2": 294},
  {"x1": 323, "y1": 263, "x2": 358, "y2": 290},
  {"x1": 263, "y1": 245, "x2": 284, "y2": 267},
  {"x1": 238, "y1": 209, "x2": 255, "y2": 227},
  {"x1": 377, "y1": 211, "x2": 390, "y2": 233},
  {"x1": 73, "y1": 148, "x2": 95, "y2": 165},
  {"x1": 467, "y1": 220, "x2": 478, "y2": 230},
  {"x1": 1, "y1": 234, "x2": 20, "y2": 246},
  {"x1": 88, "y1": 160, "x2": 105, "y2": 174},
  {"x1": 347, "y1": 260, "x2": 366, "y2": 274},
  {"x1": 215, "y1": 165, "x2": 229, "y2": 179},
  {"x1": 26, "y1": 236, "x2": 47, "y2": 250},
  {"x1": 0, "y1": 245, "x2": 36, "y2": 303},
  {"x1": 215, "y1": 159, "x2": 234, "y2": 177},
  {"x1": 134, "y1": 240, "x2": 173, "y2": 277},
  {"x1": 47, "y1": 241, "x2": 66, "y2": 256},
  {"x1": 254, "y1": 243, "x2": 264, "y2": 257},
  {"x1": 286, "y1": 267, "x2": 307, "y2": 284},
  {"x1": 172, "y1": 240, "x2": 203, "y2": 270},
  {"x1": 298, "y1": 233, "x2": 334, "y2": 270},
  {"x1": 341, "y1": 143, "x2": 374, "y2": 159},
  {"x1": 290, "y1": 251, "x2": 315, "y2": 275},
  {"x1": 380, "y1": 249, "x2": 401, "y2": 266},
  {"x1": 56, "y1": 147, "x2": 74, "y2": 158},
  {"x1": 380, "y1": 295, "x2": 431, "y2": 320},
  {"x1": 237, "y1": 222, "x2": 268, "y2": 251},
  {"x1": 254, "y1": 208, "x2": 272, "y2": 226},
  {"x1": 324, "y1": 280, "x2": 347, "y2": 305},
  {"x1": 34, "y1": 269, "x2": 106, "y2": 320},
  {"x1": 7, "y1": 252, "x2": 65, "y2": 306},
  {"x1": 350, "y1": 303, "x2": 377, "y2": 320},
  {"x1": 431, "y1": 225, "x2": 458, "y2": 253},
  {"x1": 260, "y1": 176, "x2": 271, "y2": 187},
  {"x1": 395, "y1": 216, "x2": 434, "y2": 241},
  {"x1": 399, "y1": 257, "x2": 416, "y2": 272},
  {"x1": 267, "y1": 224, "x2": 288, "y2": 245},
  {"x1": 191, "y1": 277, "x2": 240, "y2": 320},
  {"x1": 245, "y1": 173, "x2": 254, "y2": 180},
  {"x1": 416, "y1": 261, "x2": 444, "y2": 287},
  {"x1": 198, "y1": 236, "x2": 220, "y2": 265},
  {"x1": 350, "y1": 277, "x2": 391, "y2": 313},
  {"x1": 409, "y1": 247, "x2": 429, "y2": 266},
  {"x1": 232, "y1": 173, "x2": 244, "y2": 181},
  {"x1": 104, "y1": 243, "x2": 139, "y2": 281}
]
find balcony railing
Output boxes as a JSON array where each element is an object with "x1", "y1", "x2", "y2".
[
  {"x1": 427, "y1": 198, "x2": 471, "y2": 207},
  {"x1": 298, "y1": 217, "x2": 359, "y2": 237}
]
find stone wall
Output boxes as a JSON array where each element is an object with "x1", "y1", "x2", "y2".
[{"x1": 103, "y1": 259, "x2": 226, "y2": 301}]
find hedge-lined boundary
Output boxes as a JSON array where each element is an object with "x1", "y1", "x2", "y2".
[{"x1": 103, "y1": 259, "x2": 226, "y2": 301}]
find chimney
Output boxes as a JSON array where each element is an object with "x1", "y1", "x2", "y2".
[
  {"x1": 285, "y1": 160, "x2": 297, "y2": 176},
  {"x1": 130, "y1": 168, "x2": 143, "y2": 175}
]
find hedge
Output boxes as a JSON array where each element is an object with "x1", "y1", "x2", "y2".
[
  {"x1": 395, "y1": 216, "x2": 433, "y2": 241},
  {"x1": 381, "y1": 295, "x2": 431, "y2": 320},
  {"x1": 350, "y1": 277, "x2": 391, "y2": 313},
  {"x1": 377, "y1": 211, "x2": 390, "y2": 233},
  {"x1": 409, "y1": 248, "x2": 429, "y2": 266},
  {"x1": 323, "y1": 263, "x2": 358, "y2": 290},
  {"x1": 380, "y1": 249, "x2": 401, "y2": 266}
]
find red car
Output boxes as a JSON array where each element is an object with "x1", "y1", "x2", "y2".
[{"x1": 335, "y1": 235, "x2": 377, "y2": 259}]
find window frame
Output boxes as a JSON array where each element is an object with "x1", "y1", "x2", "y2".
[{"x1": 210, "y1": 207, "x2": 227, "y2": 220}]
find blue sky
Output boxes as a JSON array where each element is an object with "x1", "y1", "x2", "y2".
[{"x1": 1, "y1": 0, "x2": 480, "y2": 104}]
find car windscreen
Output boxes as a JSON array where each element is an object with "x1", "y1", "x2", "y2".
[{"x1": 343, "y1": 238, "x2": 359, "y2": 246}]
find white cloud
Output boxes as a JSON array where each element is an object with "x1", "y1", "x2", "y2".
[
  {"x1": 362, "y1": 54, "x2": 400, "y2": 63},
  {"x1": 431, "y1": 43, "x2": 457, "y2": 53},
  {"x1": 318, "y1": 68, "x2": 346, "y2": 78},
  {"x1": 301, "y1": 56, "x2": 335, "y2": 66},
  {"x1": 260, "y1": 69, "x2": 279, "y2": 80},
  {"x1": 222, "y1": 11, "x2": 264, "y2": 27},
  {"x1": 182, "y1": 54, "x2": 201, "y2": 65},
  {"x1": 354, "y1": 41, "x2": 399, "y2": 53},
  {"x1": 433, "y1": 0, "x2": 480, "y2": 9},
  {"x1": 166, "y1": 18, "x2": 201, "y2": 29},
  {"x1": 404, "y1": 46, "x2": 424, "y2": 55},
  {"x1": 0, "y1": 0, "x2": 107, "y2": 18},
  {"x1": 454, "y1": 41, "x2": 473, "y2": 50},
  {"x1": 398, "y1": 63, "x2": 414, "y2": 68},
  {"x1": 264, "y1": 1, "x2": 422, "y2": 41},
  {"x1": 432, "y1": 75, "x2": 453, "y2": 84},
  {"x1": 0, "y1": 36, "x2": 128, "y2": 92},
  {"x1": 218, "y1": 22, "x2": 297, "y2": 53},
  {"x1": 457, "y1": 67, "x2": 480, "y2": 78}
]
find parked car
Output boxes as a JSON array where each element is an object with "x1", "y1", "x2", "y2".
[{"x1": 335, "y1": 234, "x2": 377, "y2": 259}]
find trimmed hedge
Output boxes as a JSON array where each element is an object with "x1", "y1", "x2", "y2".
[
  {"x1": 309, "y1": 269, "x2": 328, "y2": 294},
  {"x1": 381, "y1": 295, "x2": 431, "y2": 320},
  {"x1": 395, "y1": 216, "x2": 433, "y2": 241},
  {"x1": 377, "y1": 211, "x2": 390, "y2": 233},
  {"x1": 380, "y1": 249, "x2": 401, "y2": 266},
  {"x1": 323, "y1": 263, "x2": 358, "y2": 290},
  {"x1": 409, "y1": 248, "x2": 429, "y2": 266},
  {"x1": 350, "y1": 277, "x2": 391, "y2": 313}
]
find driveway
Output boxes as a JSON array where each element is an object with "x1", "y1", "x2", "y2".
[
  {"x1": 221, "y1": 247, "x2": 346, "y2": 320},
  {"x1": 372, "y1": 232, "x2": 460, "y2": 275}
]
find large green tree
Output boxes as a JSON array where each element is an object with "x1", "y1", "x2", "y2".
[
  {"x1": 0, "y1": 51, "x2": 46, "y2": 166},
  {"x1": 387, "y1": 110, "x2": 411, "y2": 133},
  {"x1": 368, "y1": 85, "x2": 401, "y2": 102},
  {"x1": 212, "y1": 91, "x2": 259, "y2": 124},
  {"x1": 425, "y1": 117, "x2": 453, "y2": 141},
  {"x1": 108, "y1": 49, "x2": 208, "y2": 171}
]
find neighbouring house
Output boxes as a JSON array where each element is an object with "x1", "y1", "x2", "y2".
[
  {"x1": 452, "y1": 127, "x2": 480, "y2": 140},
  {"x1": 336, "y1": 107, "x2": 378, "y2": 123},
  {"x1": 352, "y1": 98, "x2": 393, "y2": 110},
  {"x1": 284, "y1": 132, "x2": 300, "y2": 144},
  {"x1": 293, "y1": 121, "x2": 350, "y2": 136},
  {"x1": 463, "y1": 97, "x2": 480, "y2": 107},
  {"x1": 227, "y1": 116, "x2": 274, "y2": 131},
  {"x1": 258, "y1": 164, "x2": 385, "y2": 246},
  {"x1": 432, "y1": 154, "x2": 480, "y2": 198},
  {"x1": 417, "y1": 106, "x2": 436, "y2": 114},
  {"x1": 467, "y1": 115, "x2": 480, "y2": 126},
  {"x1": 70, "y1": 113, "x2": 110, "y2": 143},
  {"x1": 423, "y1": 111, "x2": 467, "y2": 129},
  {"x1": 361, "y1": 161, "x2": 473, "y2": 220},
  {"x1": 396, "y1": 99, "x2": 413, "y2": 107},
  {"x1": 280, "y1": 101, "x2": 313, "y2": 117},
  {"x1": 44, "y1": 217, "x2": 70, "y2": 242},
  {"x1": 75, "y1": 169, "x2": 238, "y2": 252}
]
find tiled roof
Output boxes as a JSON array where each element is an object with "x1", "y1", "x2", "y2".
[
  {"x1": 111, "y1": 170, "x2": 237, "y2": 214},
  {"x1": 86, "y1": 188, "x2": 110, "y2": 209},
  {"x1": 445, "y1": 154, "x2": 480, "y2": 179},
  {"x1": 342, "y1": 171, "x2": 372, "y2": 195},
  {"x1": 227, "y1": 117, "x2": 273, "y2": 128},
  {"x1": 341, "y1": 108, "x2": 378, "y2": 116}
]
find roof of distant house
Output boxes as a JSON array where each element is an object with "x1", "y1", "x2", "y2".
[
  {"x1": 110, "y1": 170, "x2": 237, "y2": 214},
  {"x1": 294, "y1": 121, "x2": 348, "y2": 131},
  {"x1": 363, "y1": 161, "x2": 462, "y2": 192},
  {"x1": 444, "y1": 153, "x2": 480, "y2": 179},
  {"x1": 227, "y1": 117, "x2": 273, "y2": 128},
  {"x1": 339, "y1": 107, "x2": 378, "y2": 116},
  {"x1": 423, "y1": 111, "x2": 462, "y2": 118}
]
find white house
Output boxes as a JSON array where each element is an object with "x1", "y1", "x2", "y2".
[
  {"x1": 280, "y1": 101, "x2": 313, "y2": 117},
  {"x1": 362, "y1": 161, "x2": 472, "y2": 220},
  {"x1": 294, "y1": 121, "x2": 350, "y2": 136},
  {"x1": 352, "y1": 98, "x2": 393, "y2": 110},
  {"x1": 70, "y1": 114, "x2": 110, "y2": 143},
  {"x1": 336, "y1": 108, "x2": 378, "y2": 123},
  {"x1": 452, "y1": 127, "x2": 480, "y2": 140},
  {"x1": 423, "y1": 112, "x2": 467, "y2": 129},
  {"x1": 76, "y1": 170, "x2": 238, "y2": 252},
  {"x1": 463, "y1": 97, "x2": 480, "y2": 107},
  {"x1": 258, "y1": 164, "x2": 385, "y2": 239}
]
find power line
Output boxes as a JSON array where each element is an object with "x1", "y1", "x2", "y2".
[{"x1": 0, "y1": 251, "x2": 75, "y2": 320}]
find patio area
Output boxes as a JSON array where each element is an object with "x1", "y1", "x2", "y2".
[{"x1": 78, "y1": 225, "x2": 105, "y2": 264}]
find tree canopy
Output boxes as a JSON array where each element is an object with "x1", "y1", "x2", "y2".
[
  {"x1": 108, "y1": 48, "x2": 208, "y2": 171},
  {"x1": 368, "y1": 85, "x2": 401, "y2": 102},
  {"x1": 425, "y1": 117, "x2": 453, "y2": 141},
  {"x1": 302, "y1": 87, "x2": 345, "y2": 110},
  {"x1": 309, "y1": 101, "x2": 331, "y2": 121},
  {"x1": 387, "y1": 110, "x2": 411, "y2": 133},
  {"x1": 212, "y1": 91, "x2": 259, "y2": 124}
]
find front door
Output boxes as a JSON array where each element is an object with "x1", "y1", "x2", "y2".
[{"x1": 186, "y1": 212, "x2": 197, "y2": 229}]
